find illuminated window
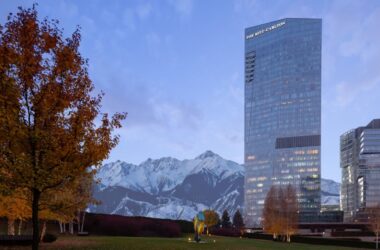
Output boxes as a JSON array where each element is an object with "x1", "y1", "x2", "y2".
[
  {"x1": 247, "y1": 177, "x2": 256, "y2": 182},
  {"x1": 247, "y1": 155, "x2": 256, "y2": 160},
  {"x1": 294, "y1": 150, "x2": 305, "y2": 155},
  {"x1": 307, "y1": 149, "x2": 319, "y2": 155}
]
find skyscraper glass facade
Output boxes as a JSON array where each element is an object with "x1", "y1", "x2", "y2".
[
  {"x1": 244, "y1": 18, "x2": 322, "y2": 227},
  {"x1": 340, "y1": 119, "x2": 380, "y2": 222}
]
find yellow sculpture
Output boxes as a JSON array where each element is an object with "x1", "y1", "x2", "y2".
[{"x1": 193, "y1": 211, "x2": 205, "y2": 242}]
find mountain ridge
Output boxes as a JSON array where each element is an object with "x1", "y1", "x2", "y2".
[{"x1": 90, "y1": 151, "x2": 340, "y2": 221}]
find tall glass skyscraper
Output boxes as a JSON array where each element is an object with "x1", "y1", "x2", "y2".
[{"x1": 244, "y1": 18, "x2": 322, "y2": 226}]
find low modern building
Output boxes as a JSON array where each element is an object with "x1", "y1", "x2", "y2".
[
  {"x1": 340, "y1": 119, "x2": 380, "y2": 222},
  {"x1": 299, "y1": 211, "x2": 343, "y2": 223}
]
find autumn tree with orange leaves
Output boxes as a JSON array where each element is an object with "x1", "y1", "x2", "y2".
[
  {"x1": 39, "y1": 171, "x2": 97, "y2": 239},
  {"x1": 367, "y1": 204, "x2": 380, "y2": 250},
  {"x1": 0, "y1": 189, "x2": 30, "y2": 235},
  {"x1": 282, "y1": 185, "x2": 298, "y2": 242},
  {"x1": 0, "y1": 5, "x2": 126, "y2": 250},
  {"x1": 262, "y1": 185, "x2": 281, "y2": 239},
  {"x1": 204, "y1": 209, "x2": 219, "y2": 235},
  {"x1": 262, "y1": 185, "x2": 298, "y2": 242}
]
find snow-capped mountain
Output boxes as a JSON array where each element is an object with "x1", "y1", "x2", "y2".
[
  {"x1": 89, "y1": 151, "x2": 340, "y2": 221},
  {"x1": 97, "y1": 151, "x2": 243, "y2": 194},
  {"x1": 90, "y1": 151, "x2": 244, "y2": 220},
  {"x1": 321, "y1": 178, "x2": 341, "y2": 206}
]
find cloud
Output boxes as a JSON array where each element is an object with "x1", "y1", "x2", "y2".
[
  {"x1": 57, "y1": 0, "x2": 79, "y2": 17},
  {"x1": 122, "y1": 8, "x2": 136, "y2": 30},
  {"x1": 80, "y1": 15, "x2": 96, "y2": 34},
  {"x1": 167, "y1": 0, "x2": 193, "y2": 18},
  {"x1": 136, "y1": 2, "x2": 152, "y2": 20},
  {"x1": 100, "y1": 9, "x2": 116, "y2": 26},
  {"x1": 335, "y1": 82, "x2": 355, "y2": 107},
  {"x1": 145, "y1": 32, "x2": 161, "y2": 45},
  {"x1": 233, "y1": 0, "x2": 258, "y2": 13},
  {"x1": 151, "y1": 99, "x2": 202, "y2": 130},
  {"x1": 98, "y1": 72, "x2": 202, "y2": 132},
  {"x1": 121, "y1": 2, "x2": 154, "y2": 30},
  {"x1": 324, "y1": 2, "x2": 380, "y2": 107},
  {"x1": 227, "y1": 72, "x2": 244, "y2": 105}
]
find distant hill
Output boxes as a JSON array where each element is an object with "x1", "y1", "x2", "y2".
[
  {"x1": 89, "y1": 151, "x2": 340, "y2": 220},
  {"x1": 321, "y1": 178, "x2": 341, "y2": 206}
]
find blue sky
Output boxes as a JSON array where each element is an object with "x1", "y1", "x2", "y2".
[{"x1": 1, "y1": 0, "x2": 380, "y2": 182}]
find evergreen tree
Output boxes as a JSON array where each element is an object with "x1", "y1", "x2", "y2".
[
  {"x1": 216, "y1": 217, "x2": 222, "y2": 228},
  {"x1": 233, "y1": 209, "x2": 244, "y2": 229},
  {"x1": 221, "y1": 210, "x2": 231, "y2": 228}
]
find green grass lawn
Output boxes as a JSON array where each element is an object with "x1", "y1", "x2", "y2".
[{"x1": 2, "y1": 235, "x2": 370, "y2": 250}]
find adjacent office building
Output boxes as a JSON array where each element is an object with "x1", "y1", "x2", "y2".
[
  {"x1": 244, "y1": 18, "x2": 322, "y2": 226},
  {"x1": 340, "y1": 119, "x2": 380, "y2": 222}
]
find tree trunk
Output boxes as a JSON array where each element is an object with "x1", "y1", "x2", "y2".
[
  {"x1": 77, "y1": 211, "x2": 81, "y2": 233},
  {"x1": 40, "y1": 221, "x2": 46, "y2": 242},
  {"x1": 58, "y1": 221, "x2": 62, "y2": 233},
  {"x1": 32, "y1": 188, "x2": 41, "y2": 250},
  {"x1": 7, "y1": 218, "x2": 15, "y2": 235},
  {"x1": 69, "y1": 221, "x2": 74, "y2": 234},
  {"x1": 376, "y1": 230, "x2": 378, "y2": 250},
  {"x1": 80, "y1": 211, "x2": 86, "y2": 232},
  {"x1": 18, "y1": 220, "x2": 23, "y2": 235}
]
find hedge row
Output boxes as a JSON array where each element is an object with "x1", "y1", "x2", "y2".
[
  {"x1": 176, "y1": 220, "x2": 194, "y2": 234},
  {"x1": 244, "y1": 232, "x2": 377, "y2": 249},
  {"x1": 0, "y1": 235, "x2": 33, "y2": 246},
  {"x1": 83, "y1": 213, "x2": 187, "y2": 237},
  {"x1": 210, "y1": 228, "x2": 242, "y2": 237},
  {"x1": 293, "y1": 235, "x2": 376, "y2": 248},
  {"x1": 331, "y1": 231, "x2": 375, "y2": 237}
]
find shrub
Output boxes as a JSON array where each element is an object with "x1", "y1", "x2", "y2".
[
  {"x1": 42, "y1": 233, "x2": 57, "y2": 243},
  {"x1": 77, "y1": 232, "x2": 89, "y2": 236},
  {"x1": 210, "y1": 227, "x2": 241, "y2": 237},
  {"x1": 176, "y1": 219, "x2": 194, "y2": 233},
  {"x1": 243, "y1": 232, "x2": 273, "y2": 240}
]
